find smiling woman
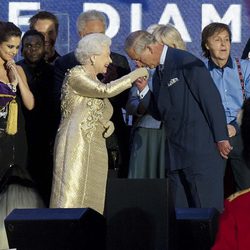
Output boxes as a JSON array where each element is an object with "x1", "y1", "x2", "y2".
[
  {"x1": 0, "y1": 21, "x2": 44, "y2": 250},
  {"x1": 50, "y1": 33, "x2": 148, "y2": 214}
]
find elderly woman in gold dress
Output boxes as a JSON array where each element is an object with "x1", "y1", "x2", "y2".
[{"x1": 50, "y1": 33, "x2": 148, "y2": 214}]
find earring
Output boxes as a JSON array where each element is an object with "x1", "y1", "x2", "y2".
[{"x1": 90, "y1": 58, "x2": 95, "y2": 66}]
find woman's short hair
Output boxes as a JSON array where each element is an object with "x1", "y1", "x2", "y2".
[
  {"x1": 75, "y1": 33, "x2": 111, "y2": 65},
  {"x1": 201, "y1": 22, "x2": 231, "y2": 58},
  {"x1": 0, "y1": 21, "x2": 21, "y2": 44},
  {"x1": 152, "y1": 24, "x2": 186, "y2": 50}
]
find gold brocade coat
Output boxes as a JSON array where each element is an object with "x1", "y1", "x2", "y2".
[{"x1": 50, "y1": 65, "x2": 132, "y2": 214}]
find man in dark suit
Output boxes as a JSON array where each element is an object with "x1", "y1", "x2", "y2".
[
  {"x1": 17, "y1": 30, "x2": 55, "y2": 206},
  {"x1": 53, "y1": 10, "x2": 131, "y2": 177},
  {"x1": 125, "y1": 30, "x2": 232, "y2": 212},
  {"x1": 242, "y1": 38, "x2": 250, "y2": 59}
]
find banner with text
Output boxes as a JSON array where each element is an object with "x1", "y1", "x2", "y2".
[{"x1": 0, "y1": 0, "x2": 249, "y2": 62}]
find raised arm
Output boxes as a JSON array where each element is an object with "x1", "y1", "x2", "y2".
[
  {"x1": 6, "y1": 60, "x2": 34, "y2": 110},
  {"x1": 68, "y1": 66, "x2": 148, "y2": 99}
]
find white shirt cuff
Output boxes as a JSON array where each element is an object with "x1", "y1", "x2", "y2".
[{"x1": 137, "y1": 85, "x2": 149, "y2": 99}]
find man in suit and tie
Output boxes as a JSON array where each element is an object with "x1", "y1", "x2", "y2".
[
  {"x1": 125, "y1": 30, "x2": 232, "y2": 212},
  {"x1": 53, "y1": 10, "x2": 131, "y2": 177}
]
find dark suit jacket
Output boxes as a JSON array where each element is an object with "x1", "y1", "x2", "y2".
[
  {"x1": 17, "y1": 59, "x2": 55, "y2": 143},
  {"x1": 241, "y1": 38, "x2": 250, "y2": 59},
  {"x1": 141, "y1": 47, "x2": 228, "y2": 170}
]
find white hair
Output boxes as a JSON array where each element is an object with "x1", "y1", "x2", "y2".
[
  {"x1": 146, "y1": 23, "x2": 164, "y2": 34},
  {"x1": 75, "y1": 33, "x2": 111, "y2": 65},
  {"x1": 152, "y1": 24, "x2": 186, "y2": 50},
  {"x1": 76, "y1": 10, "x2": 106, "y2": 34}
]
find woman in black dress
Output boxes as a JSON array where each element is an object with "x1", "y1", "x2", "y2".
[{"x1": 0, "y1": 21, "x2": 44, "y2": 249}]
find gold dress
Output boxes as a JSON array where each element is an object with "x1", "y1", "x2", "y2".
[{"x1": 50, "y1": 65, "x2": 134, "y2": 214}]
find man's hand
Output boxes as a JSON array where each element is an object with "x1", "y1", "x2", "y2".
[
  {"x1": 135, "y1": 77, "x2": 148, "y2": 92},
  {"x1": 217, "y1": 140, "x2": 233, "y2": 159},
  {"x1": 227, "y1": 124, "x2": 236, "y2": 137}
]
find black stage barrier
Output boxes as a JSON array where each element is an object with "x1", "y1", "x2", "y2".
[
  {"x1": 176, "y1": 207, "x2": 219, "y2": 250},
  {"x1": 104, "y1": 178, "x2": 175, "y2": 250},
  {"x1": 4, "y1": 208, "x2": 106, "y2": 250}
]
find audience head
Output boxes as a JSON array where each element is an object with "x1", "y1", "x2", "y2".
[
  {"x1": 75, "y1": 33, "x2": 112, "y2": 75},
  {"x1": 153, "y1": 24, "x2": 186, "y2": 50},
  {"x1": 201, "y1": 22, "x2": 231, "y2": 59},
  {"x1": 21, "y1": 29, "x2": 45, "y2": 65},
  {"x1": 125, "y1": 30, "x2": 161, "y2": 68},
  {"x1": 0, "y1": 21, "x2": 22, "y2": 61},
  {"x1": 29, "y1": 11, "x2": 59, "y2": 60},
  {"x1": 76, "y1": 10, "x2": 106, "y2": 37}
]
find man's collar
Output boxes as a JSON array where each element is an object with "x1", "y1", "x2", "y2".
[
  {"x1": 46, "y1": 50, "x2": 61, "y2": 64},
  {"x1": 208, "y1": 56, "x2": 233, "y2": 70},
  {"x1": 159, "y1": 45, "x2": 168, "y2": 66}
]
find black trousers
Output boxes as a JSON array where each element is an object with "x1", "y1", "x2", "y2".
[{"x1": 227, "y1": 133, "x2": 250, "y2": 191}]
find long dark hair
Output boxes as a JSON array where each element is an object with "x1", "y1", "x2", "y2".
[{"x1": 0, "y1": 21, "x2": 22, "y2": 44}]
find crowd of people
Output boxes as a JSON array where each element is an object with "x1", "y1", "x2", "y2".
[{"x1": 0, "y1": 8, "x2": 250, "y2": 250}]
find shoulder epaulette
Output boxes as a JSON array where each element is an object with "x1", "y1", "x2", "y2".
[{"x1": 227, "y1": 188, "x2": 250, "y2": 202}]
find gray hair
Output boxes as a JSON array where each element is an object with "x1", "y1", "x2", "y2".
[
  {"x1": 152, "y1": 24, "x2": 186, "y2": 50},
  {"x1": 75, "y1": 33, "x2": 111, "y2": 65},
  {"x1": 146, "y1": 24, "x2": 164, "y2": 34},
  {"x1": 76, "y1": 10, "x2": 106, "y2": 33},
  {"x1": 124, "y1": 30, "x2": 157, "y2": 55}
]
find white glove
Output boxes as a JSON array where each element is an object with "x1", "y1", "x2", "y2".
[
  {"x1": 103, "y1": 121, "x2": 114, "y2": 138},
  {"x1": 128, "y1": 67, "x2": 149, "y2": 83}
]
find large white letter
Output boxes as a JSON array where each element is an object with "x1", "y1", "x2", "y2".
[
  {"x1": 83, "y1": 3, "x2": 120, "y2": 38},
  {"x1": 159, "y1": 4, "x2": 191, "y2": 42},
  {"x1": 9, "y1": 2, "x2": 40, "y2": 26},
  {"x1": 131, "y1": 3, "x2": 142, "y2": 32},
  {"x1": 202, "y1": 4, "x2": 241, "y2": 42}
]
